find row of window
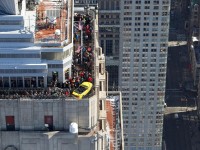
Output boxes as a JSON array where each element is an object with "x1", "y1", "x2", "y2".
[
  {"x1": 99, "y1": 20, "x2": 120, "y2": 25},
  {"x1": 99, "y1": 0, "x2": 120, "y2": 10},
  {"x1": 134, "y1": 0, "x2": 160, "y2": 4},
  {"x1": 0, "y1": 20, "x2": 23, "y2": 25},
  {"x1": 0, "y1": 38, "x2": 33, "y2": 42},
  {"x1": 0, "y1": 53, "x2": 40, "y2": 58},
  {"x1": 41, "y1": 48, "x2": 72, "y2": 60},
  {"x1": 134, "y1": 0, "x2": 169, "y2": 5},
  {"x1": 3, "y1": 115, "x2": 54, "y2": 131},
  {"x1": 0, "y1": 69, "x2": 47, "y2": 74},
  {"x1": 99, "y1": 27, "x2": 119, "y2": 33},
  {"x1": 123, "y1": 48, "x2": 167, "y2": 53},
  {"x1": 0, "y1": 76, "x2": 44, "y2": 88},
  {"x1": 100, "y1": 40, "x2": 119, "y2": 56},
  {"x1": 125, "y1": 5, "x2": 169, "y2": 11},
  {"x1": 133, "y1": 6, "x2": 169, "y2": 10},
  {"x1": 122, "y1": 72, "x2": 166, "y2": 77},
  {"x1": 123, "y1": 41, "x2": 168, "y2": 47},
  {"x1": 100, "y1": 34, "x2": 119, "y2": 38},
  {"x1": 100, "y1": 14, "x2": 120, "y2": 19}
]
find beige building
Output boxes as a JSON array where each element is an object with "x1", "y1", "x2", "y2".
[{"x1": 106, "y1": 91, "x2": 124, "y2": 150}]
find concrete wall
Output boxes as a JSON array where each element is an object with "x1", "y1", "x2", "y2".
[
  {"x1": 0, "y1": 131, "x2": 96, "y2": 150},
  {"x1": 0, "y1": 97, "x2": 98, "y2": 132}
]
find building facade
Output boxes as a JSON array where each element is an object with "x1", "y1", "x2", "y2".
[
  {"x1": 106, "y1": 91, "x2": 124, "y2": 150},
  {"x1": 119, "y1": 0, "x2": 170, "y2": 150},
  {"x1": 98, "y1": 0, "x2": 121, "y2": 90},
  {"x1": 0, "y1": 0, "x2": 109, "y2": 150}
]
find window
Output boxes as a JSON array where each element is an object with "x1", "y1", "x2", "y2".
[
  {"x1": 136, "y1": 1, "x2": 141, "y2": 4},
  {"x1": 106, "y1": 40, "x2": 113, "y2": 56},
  {"x1": 135, "y1": 12, "x2": 141, "y2": 15},
  {"x1": 115, "y1": 40, "x2": 119, "y2": 54},
  {"x1": 106, "y1": 1, "x2": 109, "y2": 10},
  {"x1": 145, "y1": 0, "x2": 150, "y2": 4},
  {"x1": 0, "y1": 38, "x2": 32, "y2": 42},
  {"x1": 154, "y1": 6, "x2": 159, "y2": 9},
  {"x1": 6, "y1": 116, "x2": 15, "y2": 131},
  {"x1": 144, "y1": 12, "x2": 150, "y2": 15},
  {"x1": 153, "y1": 12, "x2": 159, "y2": 16},
  {"x1": 101, "y1": 40, "x2": 104, "y2": 52},
  {"x1": 135, "y1": 6, "x2": 141, "y2": 9},
  {"x1": 116, "y1": 1, "x2": 120, "y2": 10},
  {"x1": 44, "y1": 116, "x2": 54, "y2": 131}
]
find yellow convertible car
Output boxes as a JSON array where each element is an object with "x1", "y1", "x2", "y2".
[{"x1": 72, "y1": 82, "x2": 93, "y2": 99}]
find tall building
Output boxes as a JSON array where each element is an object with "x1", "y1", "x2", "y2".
[
  {"x1": 98, "y1": 0, "x2": 121, "y2": 90},
  {"x1": 0, "y1": 0, "x2": 109, "y2": 150},
  {"x1": 119, "y1": 0, "x2": 170, "y2": 150}
]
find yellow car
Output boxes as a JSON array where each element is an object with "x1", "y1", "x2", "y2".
[{"x1": 72, "y1": 82, "x2": 93, "y2": 99}]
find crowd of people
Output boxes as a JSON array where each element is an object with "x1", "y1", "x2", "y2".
[
  {"x1": 64, "y1": 13, "x2": 94, "y2": 96},
  {"x1": 0, "y1": 88, "x2": 66, "y2": 99},
  {"x1": 0, "y1": 13, "x2": 94, "y2": 99}
]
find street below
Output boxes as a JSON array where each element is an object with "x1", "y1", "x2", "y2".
[{"x1": 164, "y1": 43, "x2": 199, "y2": 150}]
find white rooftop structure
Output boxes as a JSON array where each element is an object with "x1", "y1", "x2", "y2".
[
  {"x1": 0, "y1": 0, "x2": 19, "y2": 15},
  {"x1": 0, "y1": 0, "x2": 74, "y2": 88}
]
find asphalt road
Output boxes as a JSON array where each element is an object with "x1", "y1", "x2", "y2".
[
  {"x1": 164, "y1": 112, "x2": 193, "y2": 150},
  {"x1": 166, "y1": 45, "x2": 190, "y2": 90},
  {"x1": 166, "y1": 90, "x2": 196, "y2": 107},
  {"x1": 164, "y1": 43, "x2": 198, "y2": 150}
]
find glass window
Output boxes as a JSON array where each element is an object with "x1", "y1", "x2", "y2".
[
  {"x1": 106, "y1": 40, "x2": 113, "y2": 56},
  {"x1": 38, "y1": 76, "x2": 44, "y2": 87},
  {"x1": 0, "y1": 77, "x2": 2, "y2": 87},
  {"x1": 24, "y1": 77, "x2": 31, "y2": 88},
  {"x1": 17, "y1": 77, "x2": 23, "y2": 87},
  {"x1": 101, "y1": 40, "x2": 104, "y2": 53},
  {"x1": 3, "y1": 77, "x2": 9, "y2": 87},
  {"x1": 44, "y1": 116, "x2": 54, "y2": 131},
  {"x1": 6, "y1": 116, "x2": 15, "y2": 131},
  {"x1": 10, "y1": 77, "x2": 17, "y2": 87}
]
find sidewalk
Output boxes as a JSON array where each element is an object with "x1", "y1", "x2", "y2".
[
  {"x1": 189, "y1": 110, "x2": 200, "y2": 150},
  {"x1": 191, "y1": 123, "x2": 200, "y2": 150}
]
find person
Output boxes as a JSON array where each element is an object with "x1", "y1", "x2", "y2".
[
  {"x1": 88, "y1": 76, "x2": 93, "y2": 83},
  {"x1": 65, "y1": 89, "x2": 70, "y2": 96}
]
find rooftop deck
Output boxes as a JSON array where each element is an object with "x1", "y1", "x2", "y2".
[
  {"x1": 0, "y1": 6, "x2": 96, "y2": 100},
  {"x1": 34, "y1": 1, "x2": 67, "y2": 44}
]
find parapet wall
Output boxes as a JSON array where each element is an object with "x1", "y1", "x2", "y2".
[{"x1": 0, "y1": 96, "x2": 97, "y2": 132}]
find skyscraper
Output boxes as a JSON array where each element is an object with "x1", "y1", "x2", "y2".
[
  {"x1": 119, "y1": 0, "x2": 170, "y2": 150},
  {"x1": 98, "y1": 0, "x2": 121, "y2": 90},
  {"x1": 0, "y1": 0, "x2": 109, "y2": 149}
]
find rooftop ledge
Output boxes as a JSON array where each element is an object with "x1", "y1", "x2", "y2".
[{"x1": 0, "y1": 87, "x2": 96, "y2": 100}]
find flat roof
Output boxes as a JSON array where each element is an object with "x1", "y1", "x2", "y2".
[{"x1": 0, "y1": 7, "x2": 97, "y2": 100}]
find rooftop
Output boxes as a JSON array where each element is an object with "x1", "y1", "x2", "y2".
[
  {"x1": 0, "y1": 0, "x2": 19, "y2": 15},
  {"x1": 34, "y1": 1, "x2": 67, "y2": 44},
  {"x1": 0, "y1": 3, "x2": 97, "y2": 100},
  {"x1": 106, "y1": 92, "x2": 124, "y2": 150}
]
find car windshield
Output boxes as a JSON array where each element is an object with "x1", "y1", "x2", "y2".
[{"x1": 74, "y1": 85, "x2": 87, "y2": 94}]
